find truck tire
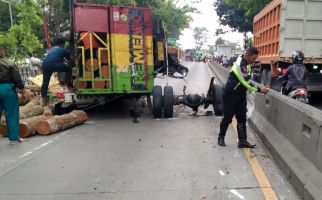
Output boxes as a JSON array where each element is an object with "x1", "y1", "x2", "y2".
[
  {"x1": 261, "y1": 69, "x2": 268, "y2": 86},
  {"x1": 152, "y1": 86, "x2": 163, "y2": 118},
  {"x1": 266, "y1": 71, "x2": 272, "y2": 87},
  {"x1": 163, "y1": 86, "x2": 174, "y2": 118},
  {"x1": 213, "y1": 84, "x2": 224, "y2": 116}
]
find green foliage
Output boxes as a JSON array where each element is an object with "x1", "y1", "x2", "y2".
[
  {"x1": 0, "y1": 0, "x2": 44, "y2": 60},
  {"x1": 214, "y1": 0, "x2": 270, "y2": 33},
  {"x1": 193, "y1": 27, "x2": 208, "y2": 50},
  {"x1": 0, "y1": 0, "x2": 196, "y2": 59},
  {"x1": 215, "y1": 37, "x2": 226, "y2": 46}
]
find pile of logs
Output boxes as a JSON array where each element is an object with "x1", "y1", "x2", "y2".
[{"x1": 0, "y1": 90, "x2": 88, "y2": 138}]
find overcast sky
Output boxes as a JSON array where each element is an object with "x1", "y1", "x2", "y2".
[{"x1": 177, "y1": 0, "x2": 244, "y2": 49}]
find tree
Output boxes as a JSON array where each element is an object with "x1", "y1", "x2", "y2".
[
  {"x1": 214, "y1": 0, "x2": 270, "y2": 48},
  {"x1": 0, "y1": 0, "x2": 18, "y2": 32},
  {"x1": 0, "y1": 0, "x2": 44, "y2": 60},
  {"x1": 214, "y1": 0, "x2": 269, "y2": 33},
  {"x1": 215, "y1": 37, "x2": 226, "y2": 46},
  {"x1": 193, "y1": 27, "x2": 208, "y2": 50}
]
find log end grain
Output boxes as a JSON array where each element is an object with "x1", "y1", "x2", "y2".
[{"x1": 36, "y1": 121, "x2": 51, "y2": 135}]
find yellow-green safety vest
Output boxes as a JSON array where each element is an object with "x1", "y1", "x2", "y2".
[{"x1": 230, "y1": 57, "x2": 258, "y2": 92}]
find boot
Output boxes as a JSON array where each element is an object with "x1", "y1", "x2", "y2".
[
  {"x1": 42, "y1": 97, "x2": 49, "y2": 106},
  {"x1": 237, "y1": 123, "x2": 256, "y2": 148},
  {"x1": 218, "y1": 122, "x2": 229, "y2": 146}
]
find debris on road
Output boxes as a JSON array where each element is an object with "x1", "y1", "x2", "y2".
[{"x1": 0, "y1": 84, "x2": 88, "y2": 138}]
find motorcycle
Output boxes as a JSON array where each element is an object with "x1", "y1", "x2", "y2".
[{"x1": 281, "y1": 81, "x2": 309, "y2": 103}]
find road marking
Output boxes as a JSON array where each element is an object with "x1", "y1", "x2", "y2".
[
  {"x1": 232, "y1": 120, "x2": 278, "y2": 200},
  {"x1": 207, "y1": 64, "x2": 278, "y2": 200}
]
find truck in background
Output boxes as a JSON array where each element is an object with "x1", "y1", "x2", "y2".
[
  {"x1": 195, "y1": 50, "x2": 203, "y2": 62},
  {"x1": 216, "y1": 45, "x2": 233, "y2": 59},
  {"x1": 252, "y1": 0, "x2": 322, "y2": 93},
  {"x1": 185, "y1": 49, "x2": 195, "y2": 61}
]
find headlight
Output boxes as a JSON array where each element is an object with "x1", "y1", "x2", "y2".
[
  {"x1": 313, "y1": 65, "x2": 318, "y2": 70},
  {"x1": 320, "y1": 70, "x2": 322, "y2": 74}
]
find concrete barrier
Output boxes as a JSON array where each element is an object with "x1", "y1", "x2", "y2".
[{"x1": 209, "y1": 61, "x2": 322, "y2": 200}]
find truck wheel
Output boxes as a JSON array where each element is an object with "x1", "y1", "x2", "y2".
[
  {"x1": 266, "y1": 71, "x2": 272, "y2": 87},
  {"x1": 163, "y1": 86, "x2": 174, "y2": 118},
  {"x1": 213, "y1": 84, "x2": 224, "y2": 116},
  {"x1": 152, "y1": 85, "x2": 163, "y2": 118},
  {"x1": 261, "y1": 69, "x2": 268, "y2": 86}
]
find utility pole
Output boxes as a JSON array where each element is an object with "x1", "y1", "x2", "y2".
[{"x1": 0, "y1": 0, "x2": 13, "y2": 27}]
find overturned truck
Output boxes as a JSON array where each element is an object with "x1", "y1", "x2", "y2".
[{"x1": 57, "y1": 2, "x2": 220, "y2": 118}]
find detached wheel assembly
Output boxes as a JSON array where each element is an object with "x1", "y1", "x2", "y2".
[
  {"x1": 163, "y1": 86, "x2": 174, "y2": 118},
  {"x1": 213, "y1": 84, "x2": 224, "y2": 116},
  {"x1": 152, "y1": 85, "x2": 163, "y2": 118}
]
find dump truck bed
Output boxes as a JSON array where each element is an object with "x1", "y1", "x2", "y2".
[{"x1": 254, "y1": 0, "x2": 322, "y2": 64}]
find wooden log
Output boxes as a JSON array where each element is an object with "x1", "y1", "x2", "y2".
[
  {"x1": 84, "y1": 70, "x2": 92, "y2": 79},
  {"x1": 43, "y1": 106, "x2": 53, "y2": 117},
  {"x1": 73, "y1": 79, "x2": 88, "y2": 89},
  {"x1": 20, "y1": 105, "x2": 44, "y2": 120},
  {"x1": 18, "y1": 89, "x2": 37, "y2": 105},
  {"x1": 0, "y1": 115, "x2": 48, "y2": 138},
  {"x1": 36, "y1": 110, "x2": 88, "y2": 135},
  {"x1": 26, "y1": 97, "x2": 41, "y2": 106},
  {"x1": 101, "y1": 65, "x2": 109, "y2": 79},
  {"x1": 94, "y1": 79, "x2": 105, "y2": 89},
  {"x1": 18, "y1": 94, "x2": 29, "y2": 105},
  {"x1": 85, "y1": 59, "x2": 99, "y2": 71},
  {"x1": 25, "y1": 85, "x2": 40, "y2": 92},
  {"x1": 1, "y1": 99, "x2": 44, "y2": 124}
]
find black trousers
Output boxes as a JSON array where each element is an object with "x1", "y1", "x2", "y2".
[
  {"x1": 41, "y1": 61, "x2": 72, "y2": 97},
  {"x1": 219, "y1": 91, "x2": 247, "y2": 137}
]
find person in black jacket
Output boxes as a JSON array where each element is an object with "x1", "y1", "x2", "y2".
[
  {"x1": 279, "y1": 50, "x2": 307, "y2": 95},
  {"x1": 218, "y1": 47, "x2": 269, "y2": 148},
  {"x1": 0, "y1": 47, "x2": 28, "y2": 144}
]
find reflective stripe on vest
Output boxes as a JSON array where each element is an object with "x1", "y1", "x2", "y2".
[{"x1": 230, "y1": 58, "x2": 258, "y2": 92}]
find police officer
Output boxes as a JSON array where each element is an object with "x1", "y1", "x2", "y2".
[
  {"x1": 41, "y1": 39, "x2": 72, "y2": 106},
  {"x1": 279, "y1": 50, "x2": 307, "y2": 95},
  {"x1": 0, "y1": 47, "x2": 28, "y2": 144},
  {"x1": 218, "y1": 47, "x2": 269, "y2": 148}
]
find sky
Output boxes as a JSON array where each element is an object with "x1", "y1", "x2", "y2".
[{"x1": 177, "y1": 0, "x2": 245, "y2": 50}]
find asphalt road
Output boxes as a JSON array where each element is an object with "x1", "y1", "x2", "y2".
[{"x1": 0, "y1": 62, "x2": 300, "y2": 200}]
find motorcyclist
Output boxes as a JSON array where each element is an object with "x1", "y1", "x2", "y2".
[{"x1": 279, "y1": 50, "x2": 307, "y2": 95}]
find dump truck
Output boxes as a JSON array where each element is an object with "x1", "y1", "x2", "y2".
[
  {"x1": 216, "y1": 45, "x2": 233, "y2": 59},
  {"x1": 54, "y1": 3, "x2": 189, "y2": 118},
  {"x1": 252, "y1": 0, "x2": 322, "y2": 93}
]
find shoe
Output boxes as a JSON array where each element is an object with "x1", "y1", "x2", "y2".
[
  {"x1": 10, "y1": 138, "x2": 24, "y2": 145},
  {"x1": 237, "y1": 123, "x2": 256, "y2": 148},
  {"x1": 218, "y1": 136, "x2": 226, "y2": 146},
  {"x1": 238, "y1": 141, "x2": 256, "y2": 148}
]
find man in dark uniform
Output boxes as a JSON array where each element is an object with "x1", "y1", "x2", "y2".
[
  {"x1": 0, "y1": 47, "x2": 28, "y2": 144},
  {"x1": 218, "y1": 47, "x2": 269, "y2": 148},
  {"x1": 41, "y1": 39, "x2": 72, "y2": 106}
]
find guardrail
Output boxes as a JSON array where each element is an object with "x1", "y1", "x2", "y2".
[{"x1": 208, "y1": 61, "x2": 322, "y2": 200}]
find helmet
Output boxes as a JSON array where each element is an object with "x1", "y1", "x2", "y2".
[{"x1": 292, "y1": 50, "x2": 304, "y2": 64}]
